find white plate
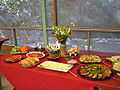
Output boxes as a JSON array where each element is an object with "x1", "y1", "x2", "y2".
[
  {"x1": 37, "y1": 61, "x2": 73, "y2": 72},
  {"x1": 26, "y1": 51, "x2": 45, "y2": 58}
]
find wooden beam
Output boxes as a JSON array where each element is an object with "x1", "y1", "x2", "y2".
[
  {"x1": 70, "y1": 27, "x2": 120, "y2": 32},
  {"x1": 0, "y1": 26, "x2": 120, "y2": 32},
  {"x1": 51, "y1": 0, "x2": 58, "y2": 25},
  {"x1": 13, "y1": 28, "x2": 18, "y2": 46}
]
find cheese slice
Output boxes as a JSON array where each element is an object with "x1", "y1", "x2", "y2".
[{"x1": 37, "y1": 61, "x2": 73, "y2": 72}]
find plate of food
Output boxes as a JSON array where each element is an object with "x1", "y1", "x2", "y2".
[
  {"x1": 10, "y1": 46, "x2": 32, "y2": 54},
  {"x1": 79, "y1": 54, "x2": 102, "y2": 63},
  {"x1": 112, "y1": 62, "x2": 120, "y2": 72},
  {"x1": 26, "y1": 51, "x2": 45, "y2": 59},
  {"x1": 67, "y1": 47, "x2": 80, "y2": 57},
  {"x1": 111, "y1": 62, "x2": 120, "y2": 77},
  {"x1": 4, "y1": 55, "x2": 25, "y2": 63},
  {"x1": 19, "y1": 57, "x2": 40, "y2": 68},
  {"x1": 106, "y1": 56, "x2": 120, "y2": 63},
  {"x1": 78, "y1": 64, "x2": 112, "y2": 80}
]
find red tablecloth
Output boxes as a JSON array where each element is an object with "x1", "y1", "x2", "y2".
[{"x1": 0, "y1": 52, "x2": 120, "y2": 90}]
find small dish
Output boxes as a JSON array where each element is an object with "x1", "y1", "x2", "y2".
[{"x1": 26, "y1": 51, "x2": 45, "y2": 59}]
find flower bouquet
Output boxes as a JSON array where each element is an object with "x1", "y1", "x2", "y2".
[
  {"x1": 51, "y1": 25, "x2": 71, "y2": 45},
  {"x1": 51, "y1": 25, "x2": 71, "y2": 57}
]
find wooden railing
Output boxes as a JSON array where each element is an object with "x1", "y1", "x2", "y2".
[{"x1": 0, "y1": 27, "x2": 120, "y2": 51}]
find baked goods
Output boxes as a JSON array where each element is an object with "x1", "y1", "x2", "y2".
[
  {"x1": 78, "y1": 64, "x2": 112, "y2": 80},
  {"x1": 67, "y1": 48, "x2": 80, "y2": 57},
  {"x1": 79, "y1": 55, "x2": 102, "y2": 63},
  {"x1": 106, "y1": 56, "x2": 120, "y2": 63},
  {"x1": 4, "y1": 55, "x2": 24, "y2": 63},
  {"x1": 19, "y1": 57, "x2": 39, "y2": 68}
]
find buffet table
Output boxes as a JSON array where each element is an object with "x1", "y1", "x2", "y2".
[{"x1": 0, "y1": 51, "x2": 120, "y2": 90}]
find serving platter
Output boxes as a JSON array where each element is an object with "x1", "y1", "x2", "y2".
[
  {"x1": 106, "y1": 56, "x2": 120, "y2": 63},
  {"x1": 4, "y1": 55, "x2": 24, "y2": 63},
  {"x1": 10, "y1": 46, "x2": 30, "y2": 54},
  {"x1": 77, "y1": 64, "x2": 112, "y2": 80},
  {"x1": 26, "y1": 51, "x2": 45, "y2": 59},
  {"x1": 79, "y1": 54, "x2": 102, "y2": 64},
  {"x1": 112, "y1": 62, "x2": 120, "y2": 72},
  {"x1": 37, "y1": 61, "x2": 73, "y2": 72},
  {"x1": 19, "y1": 57, "x2": 40, "y2": 68}
]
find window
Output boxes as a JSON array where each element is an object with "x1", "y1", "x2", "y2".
[
  {"x1": 0, "y1": 0, "x2": 120, "y2": 53},
  {"x1": 58, "y1": 0, "x2": 120, "y2": 27}
]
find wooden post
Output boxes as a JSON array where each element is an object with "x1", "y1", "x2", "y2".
[
  {"x1": 13, "y1": 28, "x2": 18, "y2": 46},
  {"x1": 51, "y1": 0, "x2": 58, "y2": 25},
  {"x1": 87, "y1": 32, "x2": 91, "y2": 51},
  {"x1": 41, "y1": 0, "x2": 48, "y2": 47}
]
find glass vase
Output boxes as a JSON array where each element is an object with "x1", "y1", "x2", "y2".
[{"x1": 57, "y1": 38, "x2": 67, "y2": 57}]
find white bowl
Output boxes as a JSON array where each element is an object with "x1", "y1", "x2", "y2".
[{"x1": 26, "y1": 51, "x2": 45, "y2": 58}]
